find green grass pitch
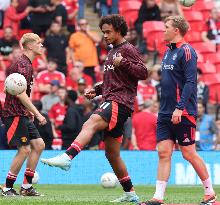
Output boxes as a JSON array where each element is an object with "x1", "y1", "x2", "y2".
[{"x1": 0, "y1": 185, "x2": 219, "y2": 205}]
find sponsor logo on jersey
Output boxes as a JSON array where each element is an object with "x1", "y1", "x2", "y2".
[{"x1": 103, "y1": 64, "x2": 115, "y2": 72}]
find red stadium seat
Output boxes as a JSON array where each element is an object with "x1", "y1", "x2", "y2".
[
  {"x1": 143, "y1": 21, "x2": 164, "y2": 36},
  {"x1": 192, "y1": 1, "x2": 214, "y2": 19},
  {"x1": 148, "y1": 32, "x2": 167, "y2": 53},
  {"x1": 18, "y1": 29, "x2": 32, "y2": 39},
  {"x1": 119, "y1": 1, "x2": 141, "y2": 13},
  {"x1": 184, "y1": 11, "x2": 204, "y2": 32},
  {"x1": 185, "y1": 11, "x2": 203, "y2": 22},
  {"x1": 191, "y1": 42, "x2": 216, "y2": 54},
  {"x1": 197, "y1": 53, "x2": 204, "y2": 63},
  {"x1": 208, "y1": 84, "x2": 220, "y2": 104},
  {"x1": 216, "y1": 64, "x2": 220, "y2": 73},
  {"x1": 203, "y1": 53, "x2": 220, "y2": 65},
  {"x1": 123, "y1": 10, "x2": 139, "y2": 28},
  {"x1": 185, "y1": 31, "x2": 202, "y2": 43},
  {"x1": 202, "y1": 73, "x2": 220, "y2": 86},
  {"x1": 197, "y1": 62, "x2": 216, "y2": 74}
]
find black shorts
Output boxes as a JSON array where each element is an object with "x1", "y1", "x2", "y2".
[
  {"x1": 157, "y1": 114, "x2": 196, "y2": 146},
  {"x1": 2, "y1": 116, "x2": 41, "y2": 147},
  {"x1": 94, "y1": 101, "x2": 131, "y2": 142}
]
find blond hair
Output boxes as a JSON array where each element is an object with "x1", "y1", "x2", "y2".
[
  {"x1": 164, "y1": 16, "x2": 189, "y2": 37},
  {"x1": 20, "y1": 33, "x2": 41, "y2": 49}
]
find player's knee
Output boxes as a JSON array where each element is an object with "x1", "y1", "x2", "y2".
[
  {"x1": 19, "y1": 146, "x2": 31, "y2": 156},
  {"x1": 158, "y1": 149, "x2": 172, "y2": 160},
  {"x1": 182, "y1": 151, "x2": 195, "y2": 162},
  {"x1": 34, "y1": 140, "x2": 45, "y2": 153}
]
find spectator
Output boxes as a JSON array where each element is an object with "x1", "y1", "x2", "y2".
[
  {"x1": 56, "y1": 90, "x2": 82, "y2": 149},
  {"x1": 48, "y1": 86, "x2": 67, "y2": 150},
  {"x1": 125, "y1": 28, "x2": 149, "y2": 63},
  {"x1": 33, "y1": 100, "x2": 53, "y2": 149},
  {"x1": 131, "y1": 100, "x2": 158, "y2": 150},
  {"x1": 0, "y1": 27, "x2": 18, "y2": 60},
  {"x1": 0, "y1": 44, "x2": 21, "y2": 71},
  {"x1": 66, "y1": 61, "x2": 93, "y2": 90},
  {"x1": 159, "y1": 0, "x2": 183, "y2": 20},
  {"x1": 44, "y1": 21, "x2": 68, "y2": 74},
  {"x1": 41, "y1": 80, "x2": 60, "y2": 114},
  {"x1": 196, "y1": 101, "x2": 219, "y2": 151},
  {"x1": 29, "y1": 0, "x2": 55, "y2": 37},
  {"x1": 62, "y1": 0, "x2": 78, "y2": 33},
  {"x1": 197, "y1": 68, "x2": 209, "y2": 113},
  {"x1": 97, "y1": 37, "x2": 109, "y2": 66},
  {"x1": 76, "y1": 77, "x2": 87, "y2": 105},
  {"x1": 137, "y1": 78, "x2": 157, "y2": 103},
  {"x1": 36, "y1": 58, "x2": 66, "y2": 99},
  {"x1": 83, "y1": 100, "x2": 103, "y2": 150},
  {"x1": 3, "y1": 0, "x2": 32, "y2": 38},
  {"x1": 99, "y1": 0, "x2": 118, "y2": 16},
  {"x1": 201, "y1": 8, "x2": 220, "y2": 45},
  {"x1": 69, "y1": 18, "x2": 100, "y2": 82},
  {"x1": 150, "y1": 64, "x2": 161, "y2": 87},
  {"x1": 51, "y1": 0, "x2": 67, "y2": 27},
  {"x1": 135, "y1": 0, "x2": 161, "y2": 37}
]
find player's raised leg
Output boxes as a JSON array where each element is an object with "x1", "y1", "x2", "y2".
[
  {"x1": 20, "y1": 137, "x2": 45, "y2": 196},
  {"x1": 180, "y1": 144, "x2": 216, "y2": 205},
  {"x1": 104, "y1": 136, "x2": 139, "y2": 203},
  {"x1": 40, "y1": 114, "x2": 108, "y2": 170}
]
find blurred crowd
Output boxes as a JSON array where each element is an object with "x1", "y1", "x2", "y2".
[{"x1": 0, "y1": 0, "x2": 220, "y2": 151}]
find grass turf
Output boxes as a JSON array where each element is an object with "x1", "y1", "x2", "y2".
[{"x1": 0, "y1": 185, "x2": 219, "y2": 205}]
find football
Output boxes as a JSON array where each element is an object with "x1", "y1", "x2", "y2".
[
  {"x1": 5, "y1": 73, "x2": 27, "y2": 96},
  {"x1": 32, "y1": 171, "x2": 40, "y2": 184},
  {"x1": 100, "y1": 172, "x2": 118, "y2": 188},
  {"x1": 179, "y1": 0, "x2": 196, "y2": 7}
]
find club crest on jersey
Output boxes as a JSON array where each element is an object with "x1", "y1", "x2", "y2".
[{"x1": 172, "y1": 53, "x2": 177, "y2": 60}]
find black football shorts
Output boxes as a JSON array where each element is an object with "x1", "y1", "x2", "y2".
[
  {"x1": 2, "y1": 116, "x2": 41, "y2": 147},
  {"x1": 94, "y1": 101, "x2": 131, "y2": 143}
]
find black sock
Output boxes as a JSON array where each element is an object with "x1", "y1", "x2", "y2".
[
  {"x1": 6, "y1": 172, "x2": 17, "y2": 189},
  {"x1": 65, "y1": 141, "x2": 83, "y2": 159},
  {"x1": 23, "y1": 168, "x2": 35, "y2": 185},
  {"x1": 119, "y1": 176, "x2": 134, "y2": 192}
]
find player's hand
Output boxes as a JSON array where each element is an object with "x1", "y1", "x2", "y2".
[
  {"x1": 171, "y1": 108, "x2": 183, "y2": 124},
  {"x1": 36, "y1": 114, "x2": 47, "y2": 125},
  {"x1": 84, "y1": 89, "x2": 96, "y2": 100},
  {"x1": 113, "y1": 53, "x2": 123, "y2": 67}
]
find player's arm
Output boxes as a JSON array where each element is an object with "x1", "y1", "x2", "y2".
[
  {"x1": 171, "y1": 47, "x2": 197, "y2": 124},
  {"x1": 175, "y1": 47, "x2": 197, "y2": 111},
  {"x1": 114, "y1": 50, "x2": 148, "y2": 80},
  {"x1": 17, "y1": 91, "x2": 46, "y2": 125}
]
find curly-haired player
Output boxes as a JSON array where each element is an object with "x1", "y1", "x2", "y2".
[{"x1": 41, "y1": 14, "x2": 148, "y2": 203}]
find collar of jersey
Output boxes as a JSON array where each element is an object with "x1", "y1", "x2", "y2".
[{"x1": 166, "y1": 39, "x2": 186, "y2": 50}]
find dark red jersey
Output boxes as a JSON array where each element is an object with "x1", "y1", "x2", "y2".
[
  {"x1": 95, "y1": 41, "x2": 148, "y2": 111},
  {"x1": 2, "y1": 54, "x2": 33, "y2": 117}
]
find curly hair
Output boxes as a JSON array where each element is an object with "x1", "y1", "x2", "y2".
[{"x1": 99, "y1": 14, "x2": 128, "y2": 37}]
